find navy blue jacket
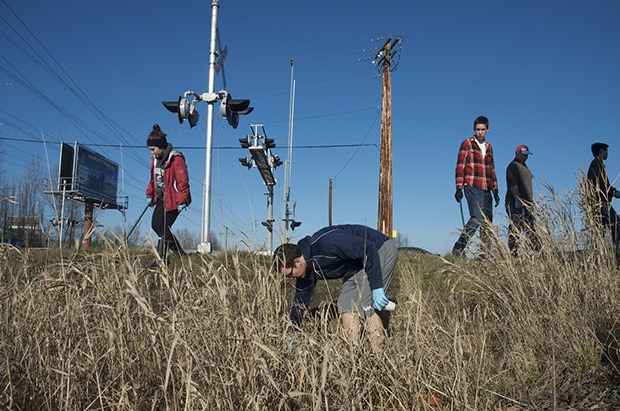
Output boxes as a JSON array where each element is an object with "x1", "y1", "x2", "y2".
[{"x1": 290, "y1": 224, "x2": 388, "y2": 326}]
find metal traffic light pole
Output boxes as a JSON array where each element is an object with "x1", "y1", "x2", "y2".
[
  {"x1": 266, "y1": 185, "x2": 274, "y2": 254},
  {"x1": 239, "y1": 125, "x2": 281, "y2": 254},
  {"x1": 281, "y1": 59, "x2": 298, "y2": 242},
  {"x1": 197, "y1": 0, "x2": 220, "y2": 254},
  {"x1": 160, "y1": 1, "x2": 253, "y2": 253}
]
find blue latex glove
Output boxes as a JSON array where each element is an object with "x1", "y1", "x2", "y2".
[
  {"x1": 177, "y1": 204, "x2": 187, "y2": 212},
  {"x1": 284, "y1": 335, "x2": 296, "y2": 354},
  {"x1": 372, "y1": 287, "x2": 389, "y2": 310}
]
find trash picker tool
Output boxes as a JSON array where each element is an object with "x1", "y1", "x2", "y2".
[
  {"x1": 127, "y1": 203, "x2": 150, "y2": 240},
  {"x1": 115, "y1": 203, "x2": 150, "y2": 256},
  {"x1": 459, "y1": 200, "x2": 466, "y2": 228}
]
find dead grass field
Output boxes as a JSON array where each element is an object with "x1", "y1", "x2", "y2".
[{"x1": 2, "y1": 183, "x2": 620, "y2": 410}]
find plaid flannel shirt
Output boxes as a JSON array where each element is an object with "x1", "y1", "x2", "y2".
[{"x1": 455, "y1": 136, "x2": 498, "y2": 192}]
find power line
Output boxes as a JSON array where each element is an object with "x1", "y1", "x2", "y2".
[
  {"x1": 0, "y1": 135, "x2": 377, "y2": 150},
  {"x1": 0, "y1": 0, "x2": 146, "y2": 168},
  {"x1": 333, "y1": 109, "x2": 381, "y2": 181},
  {"x1": 0, "y1": 106, "x2": 380, "y2": 135},
  {"x1": 262, "y1": 106, "x2": 380, "y2": 125}
]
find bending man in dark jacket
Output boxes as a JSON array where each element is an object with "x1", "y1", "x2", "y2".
[{"x1": 273, "y1": 224, "x2": 399, "y2": 352}]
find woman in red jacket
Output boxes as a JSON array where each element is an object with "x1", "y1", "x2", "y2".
[{"x1": 146, "y1": 124, "x2": 191, "y2": 258}]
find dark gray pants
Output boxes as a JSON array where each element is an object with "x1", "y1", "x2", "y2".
[{"x1": 337, "y1": 239, "x2": 399, "y2": 320}]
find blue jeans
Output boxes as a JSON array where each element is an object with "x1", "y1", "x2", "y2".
[{"x1": 453, "y1": 186, "x2": 493, "y2": 254}]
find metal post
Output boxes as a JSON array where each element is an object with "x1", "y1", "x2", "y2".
[
  {"x1": 267, "y1": 185, "x2": 274, "y2": 254},
  {"x1": 82, "y1": 200, "x2": 94, "y2": 250},
  {"x1": 281, "y1": 58, "x2": 295, "y2": 243},
  {"x1": 197, "y1": 0, "x2": 220, "y2": 254},
  {"x1": 328, "y1": 179, "x2": 333, "y2": 226},
  {"x1": 59, "y1": 183, "x2": 66, "y2": 250}
]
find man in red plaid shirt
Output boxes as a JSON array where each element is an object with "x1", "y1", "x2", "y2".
[{"x1": 452, "y1": 116, "x2": 500, "y2": 257}]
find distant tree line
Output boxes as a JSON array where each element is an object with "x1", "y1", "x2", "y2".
[{"x1": 0, "y1": 158, "x2": 48, "y2": 247}]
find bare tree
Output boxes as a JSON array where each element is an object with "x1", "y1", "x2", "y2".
[
  {"x1": 209, "y1": 230, "x2": 223, "y2": 251},
  {"x1": 395, "y1": 232, "x2": 410, "y2": 248},
  {"x1": 108, "y1": 222, "x2": 142, "y2": 247},
  {"x1": 0, "y1": 179, "x2": 17, "y2": 243},
  {"x1": 64, "y1": 199, "x2": 83, "y2": 247},
  {"x1": 11, "y1": 158, "x2": 46, "y2": 246},
  {"x1": 175, "y1": 227, "x2": 199, "y2": 251},
  {"x1": 128, "y1": 222, "x2": 143, "y2": 246}
]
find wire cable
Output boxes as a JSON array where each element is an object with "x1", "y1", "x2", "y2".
[{"x1": 332, "y1": 108, "x2": 381, "y2": 181}]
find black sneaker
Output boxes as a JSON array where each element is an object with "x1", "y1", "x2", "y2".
[
  {"x1": 451, "y1": 248, "x2": 465, "y2": 257},
  {"x1": 145, "y1": 259, "x2": 159, "y2": 271}
]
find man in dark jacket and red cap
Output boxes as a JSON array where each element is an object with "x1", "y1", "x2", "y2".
[{"x1": 505, "y1": 144, "x2": 540, "y2": 256}]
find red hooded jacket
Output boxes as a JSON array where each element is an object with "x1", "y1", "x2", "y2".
[{"x1": 146, "y1": 149, "x2": 191, "y2": 211}]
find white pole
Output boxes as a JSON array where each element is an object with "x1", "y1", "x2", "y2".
[
  {"x1": 198, "y1": 0, "x2": 219, "y2": 254},
  {"x1": 281, "y1": 59, "x2": 295, "y2": 243},
  {"x1": 60, "y1": 183, "x2": 66, "y2": 251},
  {"x1": 267, "y1": 185, "x2": 273, "y2": 254},
  {"x1": 120, "y1": 143, "x2": 126, "y2": 236}
]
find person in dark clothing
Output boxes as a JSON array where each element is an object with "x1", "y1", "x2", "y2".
[
  {"x1": 273, "y1": 224, "x2": 399, "y2": 353},
  {"x1": 505, "y1": 144, "x2": 540, "y2": 256},
  {"x1": 587, "y1": 142, "x2": 620, "y2": 261},
  {"x1": 146, "y1": 124, "x2": 191, "y2": 259}
]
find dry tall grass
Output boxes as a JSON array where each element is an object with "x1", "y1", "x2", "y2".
[{"x1": 1, "y1": 181, "x2": 620, "y2": 410}]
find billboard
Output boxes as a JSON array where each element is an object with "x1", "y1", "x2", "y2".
[
  {"x1": 58, "y1": 142, "x2": 75, "y2": 191},
  {"x1": 56, "y1": 142, "x2": 119, "y2": 207}
]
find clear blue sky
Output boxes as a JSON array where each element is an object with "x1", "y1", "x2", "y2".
[{"x1": 1, "y1": 0, "x2": 619, "y2": 254}]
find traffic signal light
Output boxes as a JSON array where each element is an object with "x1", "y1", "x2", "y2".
[
  {"x1": 239, "y1": 136, "x2": 251, "y2": 148},
  {"x1": 264, "y1": 138, "x2": 276, "y2": 149},
  {"x1": 261, "y1": 220, "x2": 274, "y2": 233},
  {"x1": 239, "y1": 156, "x2": 252, "y2": 169},
  {"x1": 186, "y1": 105, "x2": 200, "y2": 128},
  {"x1": 271, "y1": 155, "x2": 283, "y2": 168},
  {"x1": 161, "y1": 96, "x2": 184, "y2": 123},
  {"x1": 219, "y1": 92, "x2": 253, "y2": 129},
  {"x1": 187, "y1": 105, "x2": 200, "y2": 128},
  {"x1": 162, "y1": 96, "x2": 200, "y2": 128}
]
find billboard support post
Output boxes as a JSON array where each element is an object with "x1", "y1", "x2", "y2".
[
  {"x1": 59, "y1": 183, "x2": 66, "y2": 251},
  {"x1": 82, "y1": 200, "x2": 94, "y2": 249}
]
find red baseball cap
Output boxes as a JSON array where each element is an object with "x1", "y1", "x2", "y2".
[{"x1": 516, "y1": 144, "x2": 532, "y2": 155}]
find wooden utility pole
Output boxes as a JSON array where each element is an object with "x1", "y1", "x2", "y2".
[{"x1": 375, "y1": 36, "x2": 401, "y2": 238}]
